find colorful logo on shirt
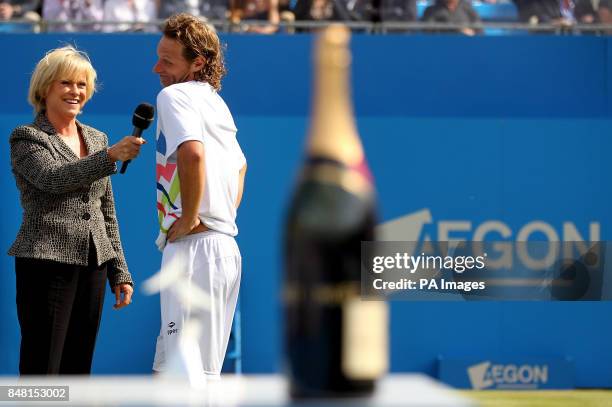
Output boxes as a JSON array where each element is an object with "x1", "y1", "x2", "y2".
[{"x1": 156, "y1": 130, "x2": 180, "y2": 230}]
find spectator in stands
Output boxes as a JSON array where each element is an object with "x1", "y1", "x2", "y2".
[
  {"x1": 513, "y1": 0, "x2": 598, "y2": 26},
  {"x1": 421, "y1": 0, "x2": 481, "y2": 35},
  {"x1": 278, "y1": 0, "x2": 296, "y2": 31},
  {"x1": 599, "y1": 0, "x2": 612, "y2": 22},
  {"x1": 102, "y1": 0, "x2": 157, "y2": 32},
  {"x1": 574, "y1": 0, "x2": 597, "y2": 22},
  {"x1": 43, "y1": 0, "x2": 103, "y2": 31},
  {"x1": 380, "y1": 0, "x2": 417, "y2": 24},
  {"x1": 293, "y1": 0, "x2": 374, "y2": 28},
  {"x1": 592, "y1": 0, "x2": 612, "y2": 33},
  {"x1": 158, "y1": 0, "x2": 198, "y2": 18},
  {"x1": 230, "y1": 0, "x2": 281, "y2": 33},
  {"x1": 158, "y1": 0, "x2": 228, "y2": 20},
  {"x1": 200, "y1": 0, "x2": 230, "y2": 20},
  {"x1": 278, "y1": 0, "x2": 290, "y2": 12},
  {"x1": 0, "y1": 0, "x2": 41, "y2": 22},
  {"x1": 293, "y1": 0, "x2": 335, "y2": 21},
  {"x1": 513, "y1": 0, "x2": 558, "y2": 23}
]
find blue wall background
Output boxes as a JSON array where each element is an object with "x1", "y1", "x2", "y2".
[{"x1": 1, "y1": 34, "x2": 612, "y2": 387}]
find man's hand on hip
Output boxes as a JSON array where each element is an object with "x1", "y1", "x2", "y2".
[{"x1": 168, "y1": 216, "x2": 201, "y2": 242}]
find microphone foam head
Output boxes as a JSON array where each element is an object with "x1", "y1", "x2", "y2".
[{"x1": 133, "y1": 103, "x2": 155, "y2": 129}]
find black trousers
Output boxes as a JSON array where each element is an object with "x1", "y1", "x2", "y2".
[{"x1": 15, "y1": 251, "x2": 107, "y2": 375}]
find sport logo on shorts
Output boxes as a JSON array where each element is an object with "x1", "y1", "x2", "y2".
[{"x1": 167, "y1": 321, "x2": 178, "y2": 335}]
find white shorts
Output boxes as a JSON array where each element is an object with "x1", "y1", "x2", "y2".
[{"x1": 152, "y1": 230, "x2": 241, "y2": 376}]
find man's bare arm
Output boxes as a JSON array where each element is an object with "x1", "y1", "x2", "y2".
[
  {"x1": 236, "y1": 163, "x2": 247, "y2": 209},
  {"x1": 167, "y1": 140, "x2": 205, "y2": 242}
]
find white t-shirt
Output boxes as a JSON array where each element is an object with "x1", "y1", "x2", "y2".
[{"x1": 155, "y1": 81, "x2": 246, "y2": 250}]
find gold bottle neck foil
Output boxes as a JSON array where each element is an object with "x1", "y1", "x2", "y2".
[{"x1": 307, "y1": 25, "x2": 364, "y2": 169}]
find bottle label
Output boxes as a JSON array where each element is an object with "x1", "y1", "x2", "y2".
[
  {"x1": 283, "y1": 282, "x2": 359, "y2": 304},
  {"x1": 303, "y1": 160, "x2": 372, "y2": 200},
  {"x1": 342, "y1": 299, "x2": 389, "y2": 380}
]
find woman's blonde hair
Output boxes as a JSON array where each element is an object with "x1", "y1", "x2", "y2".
[{"x1": 28, "y1": 46, "x2": 97, "y2": 113}]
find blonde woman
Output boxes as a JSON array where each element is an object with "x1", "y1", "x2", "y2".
[{"x1": 8, "y1": 46, "x2": 144, "y2": 374}]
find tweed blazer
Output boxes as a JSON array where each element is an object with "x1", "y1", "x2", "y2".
[{"x1": 8, "y1": 113, "x2": 133, "y2": 288}]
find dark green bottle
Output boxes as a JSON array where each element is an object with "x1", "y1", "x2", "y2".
[{"x1": 284, "y1": 25, "x2": 388, "y2": 399}]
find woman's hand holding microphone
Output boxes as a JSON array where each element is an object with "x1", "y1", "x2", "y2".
[{"x1": 107, "y1": 136, "x2": 146, "y2": 162}]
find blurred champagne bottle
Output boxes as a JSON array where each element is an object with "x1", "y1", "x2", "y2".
[{"x1": 284, "y1": 25, "x2": 388, "y2": 399}]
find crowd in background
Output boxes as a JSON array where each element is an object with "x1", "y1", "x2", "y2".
[{"x1": 1, "y1": 0, "x2": 611, "y2": 33}]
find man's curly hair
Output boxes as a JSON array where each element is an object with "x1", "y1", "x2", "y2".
[{"x1": 163, "y1": 13, "x2": 226, "y2": 91}]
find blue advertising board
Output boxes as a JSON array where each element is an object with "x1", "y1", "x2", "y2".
[{"x1": 439, "y1": 357, "x2": 574, "y2": 389}]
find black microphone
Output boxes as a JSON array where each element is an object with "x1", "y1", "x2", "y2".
[{"x1": 120, "y1": 103, "x2": 155, "y2": 174}]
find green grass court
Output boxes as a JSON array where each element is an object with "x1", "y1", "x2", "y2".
[{"x1": 465, "y1": 390, "x2": 612, "y2": 407}]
